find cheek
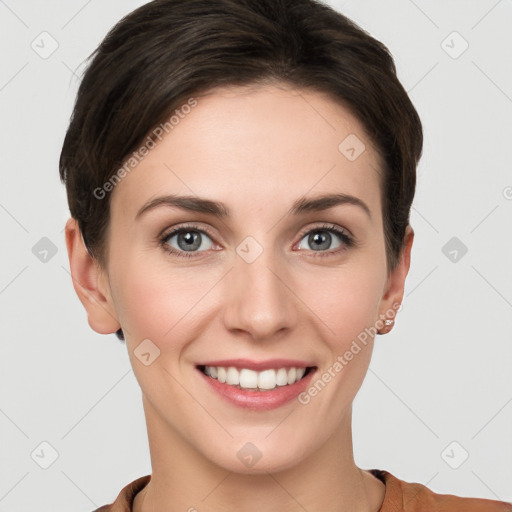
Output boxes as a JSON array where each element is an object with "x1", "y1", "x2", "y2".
[
  {"x1": 110, "y1": 263, "x2": 211, "y2": 397},
  {"x1": 109, "y1": 253, "x2": 222, "y2": 348},
  {"x1": 300, "y1": 260, "x2": 385, "y2": 346},
  {"x1": 297, "y1": 265, "x2": 384, "y2": 425}
]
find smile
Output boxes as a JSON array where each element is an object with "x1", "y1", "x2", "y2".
[
  {"x1": 199, "y1": 365, "x2": 314, "y2": 391},
  {"x1": 196, "y1": 359, "x2": 318, "y2": 410}
]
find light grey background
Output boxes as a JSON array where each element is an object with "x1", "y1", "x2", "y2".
[{"x1": 1, "y1": 1, "x2": 511, "y2": 510}]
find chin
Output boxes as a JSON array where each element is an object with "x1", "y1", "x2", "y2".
[{"x1": 203, "y1": 434, "x2": 313, "y2": 475}]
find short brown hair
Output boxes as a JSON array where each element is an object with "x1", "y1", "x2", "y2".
[{"x1": 60, "y1": 0, "x2": 422, "y2": 272}]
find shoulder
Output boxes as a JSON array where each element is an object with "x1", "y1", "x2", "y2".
[
  {"x1": 91, "y1": 475, "x2": 151, "y2": 512},
  {"x1": 369, "y1": 469, "x2": 512, "y2": 512}
]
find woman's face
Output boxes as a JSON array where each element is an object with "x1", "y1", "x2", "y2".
[{"x1": 95, "y1": 84, "x2": 411, "y2": 473}]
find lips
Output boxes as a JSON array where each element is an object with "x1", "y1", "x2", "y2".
[{"x1": 195, "y1": 358, "x2": 317, "y2": 410}]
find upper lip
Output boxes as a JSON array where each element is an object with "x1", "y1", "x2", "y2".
[{"x1": 196, "y1": 358, "x2": 316, "y2": 372}]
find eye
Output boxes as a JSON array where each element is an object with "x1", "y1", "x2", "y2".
[
  {"x1": 159, "y1": 224, "x2": 216, "y2": 258},
  {"x1": 296, "y1": 224, "x2": 354, "y2": 256},
  {"x1": 159, "y1": 223, "x2": 355, "y2": 259}
]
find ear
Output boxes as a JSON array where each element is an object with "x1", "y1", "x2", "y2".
[
  {"x1": 64, "y1": 217, "x2": 121, "y2": 335},
  {"x1": 376, "y1": 224, "x2": 414, "y2": 334}
]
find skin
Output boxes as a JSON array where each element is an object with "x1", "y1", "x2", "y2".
[{"x1": 65, "y1": 83, "x2": 413, "y2": 511}]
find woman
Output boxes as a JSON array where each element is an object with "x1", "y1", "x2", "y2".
[{"x1": 59, "y1": 0, "x2": 511, "y2": 510}]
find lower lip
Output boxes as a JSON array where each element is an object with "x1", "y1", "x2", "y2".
[{"x1": 197, "y1": 367, "x2": 317, "y2": 411}]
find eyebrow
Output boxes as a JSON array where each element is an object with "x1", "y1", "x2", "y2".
[{"x1": 135, "y1": 192, "x2": 371, "y2": 220}]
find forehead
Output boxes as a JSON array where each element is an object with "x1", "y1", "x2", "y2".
[{"x1": 110, "y1": 84, "x2": 383, "y2": 222}]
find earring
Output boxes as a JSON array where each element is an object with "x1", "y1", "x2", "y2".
[{"x1": 377, "y1": 318, "x2": 394, "y2": 335}]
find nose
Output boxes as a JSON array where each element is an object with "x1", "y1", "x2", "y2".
[{"x1": 221, "y1": 244, "x2": 299, "y2": 341}]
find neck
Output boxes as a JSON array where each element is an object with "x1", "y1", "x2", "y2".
[{"x1": 133, "y1": 396, "x2": 385, "y2": 512}]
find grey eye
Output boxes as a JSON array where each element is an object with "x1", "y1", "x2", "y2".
[
  {"x1": 165, "y1": 229, "x2": 214, "y2": 252},
  {"x1": 297, "y1": 229, "x2": 343, "y2": 252}
]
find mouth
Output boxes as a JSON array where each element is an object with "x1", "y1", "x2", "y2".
[{"x1": 197, "y1": 364, "x2": 316, "y2": 392}]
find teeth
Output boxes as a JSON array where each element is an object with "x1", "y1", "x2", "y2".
[
  {"x1": 217, "y1": 367, "x2": 226, "y2": 383},
  {"x1": 276, "y1": 368, "x2": 288, "y2": 386},
  {"x1": 240, "y1": 368, "x2": 258, "y2": 388},
  {"x1": 258, "y1": 369, "x2": 276, "y2": 390},
  {"x1": 202, "y1": 365, "x2": 309, "y2": 391},
  {"x1": 226, "y1": 367, "x2": 240, "y2": 385}
]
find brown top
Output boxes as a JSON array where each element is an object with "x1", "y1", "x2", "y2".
[{"x1": 93, "y1": 469, "x2": 512, "y2": 511}]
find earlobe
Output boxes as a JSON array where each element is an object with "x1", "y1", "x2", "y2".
[
  {"x1": 64, "y1": 217, "x2": 121, "y2": 335},
  {"x1": 377, "y1": 225, "x2": 414, "y2": 335}
]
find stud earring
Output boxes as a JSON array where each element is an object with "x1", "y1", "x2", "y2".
[{"x1": 377, "y1": 318, "x2": 394, "y2": 335}]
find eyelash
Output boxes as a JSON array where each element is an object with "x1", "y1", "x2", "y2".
[{"x1": 158, "y1": 223, "x2": 355, "y2": 259}]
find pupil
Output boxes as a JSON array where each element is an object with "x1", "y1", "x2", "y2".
[
  {"x1": 180, "y1": 231, "x2": 200, "y2": 250},
  {"x1": 310, "y1": 231, "x2": 330, "y2": 250}
]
